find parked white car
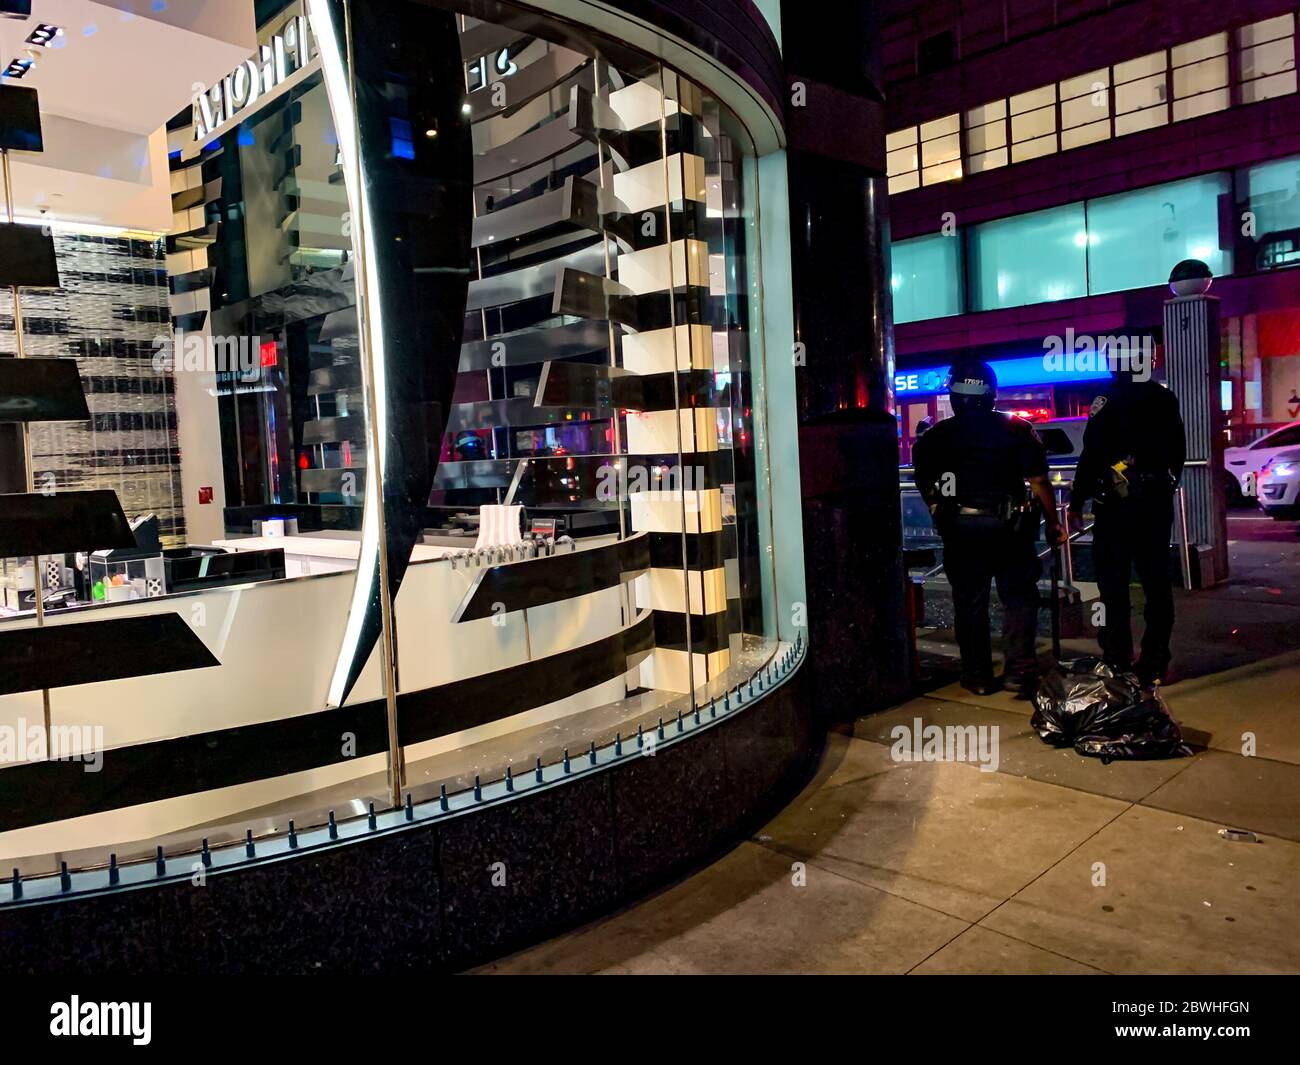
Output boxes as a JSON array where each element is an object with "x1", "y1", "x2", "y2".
[
  {"x1": 1256, "y1": 447, "x2": 1300, "y2": 520},
  {"x1": 1033, "y1": 416, "x2": 1088, "y2": 464},
  {"x1": 1224, "y1": 421, "x2": 1300, "y2": 502}
]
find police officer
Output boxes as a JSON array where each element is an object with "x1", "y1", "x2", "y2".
[
  {"x1": 913, "y1": 360, "x2": 1065, "y2": 695},
  {"x1": 1068, "y1": 359, "x2": 1185, "y2": 686}
]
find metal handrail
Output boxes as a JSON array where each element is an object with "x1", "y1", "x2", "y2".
[{"x1": 907, "y1": 476, "x2": 1195, "y2": 590}]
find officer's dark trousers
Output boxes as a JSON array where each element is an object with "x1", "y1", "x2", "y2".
[
  {"x1": 1092, "y1": 495, "x2": 1175, "y2": 673},
  {"x1": 941, "y1": 524, "x2": 1041, "y2": 678}
]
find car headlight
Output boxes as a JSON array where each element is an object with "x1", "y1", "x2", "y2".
[{"x1": 1269, "y1": 462, "x2": 1296, "y2": 478}]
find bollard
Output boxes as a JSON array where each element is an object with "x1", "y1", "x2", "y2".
[
  {"x1": 535, "y1": 756, "x2": 544, "y2": 784},
  {"x1": 245, "y1": 829, "x2": 256, "y2": 859},
  {"x1": 473, "y1": 775, "x2": 483, "y2": 802},
  {"x1": 405, "y1": 793, "x2": 415, "y2": 821},
  {"x1": 505, "y1": 766, "x2": 515, "y2": 793},
  {"x1": 109, "y1": 855, "x2": 119, "y2": 887},
  {"x1": 439, "y1": 784, "x2": 449, "y2": 812},
  {"x1": 155, "y1": 846, "x2": 166, "y2": 877},
  {"x1": 328, "y1": 812, "x2": 338, "y2": 841},
  {"x1": 288, "y1": 820, "x2": 299, "y2": 849},
  {"x1": 367, "y1": 803, "x2": 377, "y2": 831},
  {"x1": 563, "y1": 749, "x2": 572, "y2": 774},
  {"x1": 10, "y1": 868, "x2": 20, "y2": 900},
  {"x1": 60, "y1": 862, "x2": 71, "y2": 894},
  {"x1": 201, "y1": 839, "x2": 212, "y2": 868}
]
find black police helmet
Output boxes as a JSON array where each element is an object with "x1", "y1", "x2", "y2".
[{"x1": 947, "y1": 359, "x2": 998, "y2": 412}]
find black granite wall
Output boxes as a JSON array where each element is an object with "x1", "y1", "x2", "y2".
[
  {"x1": 0, "y1": 663, "x2": 817, "y2": 974},
  {"x1": 783, "y1": 4, "x2": 913, "y2": 714}
]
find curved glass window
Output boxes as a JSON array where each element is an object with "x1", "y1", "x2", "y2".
[{"x1": 0, "y1": 0, "x2": 792, "y2": 877}]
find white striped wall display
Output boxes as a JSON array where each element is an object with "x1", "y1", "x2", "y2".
[
  {"x1": 159, "y1": 9, "x2": 772, "y2": 707},
  {"x1": 603, "y1": 77, "x2": 732, "y2": 695},
  {"x1": 0, "y1": 233, "x2": 186, "y2": 546}
]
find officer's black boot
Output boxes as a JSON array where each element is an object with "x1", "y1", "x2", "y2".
[
  {"x1": 961, "y1": 673, "x2": 1003, "y2": 696},
  {"x1": 1001, "y1": 670, "x2": 1038, "y2": 695},
  {"x1": 1135, "y1": 658, "x2": 1169, "y2": 688}
]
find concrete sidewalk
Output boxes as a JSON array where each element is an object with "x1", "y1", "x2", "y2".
[{"x1": 478, "y1": 531, "x2": 1300, "y2": 975}]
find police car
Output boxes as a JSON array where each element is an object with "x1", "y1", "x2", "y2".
[
  {"x1": 1256, "y1": 447, "x2": 1300, "y2": 520},
  {"x1": 1224, "y1": 421, "x2": 1300, "y2": 503}
]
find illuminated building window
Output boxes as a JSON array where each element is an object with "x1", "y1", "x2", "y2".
[
  {"x1": 965, "y1": 100, "x2": 1007, "y2": 173},
  {"x1": 1009, "y1": 85, "x2": 1057, "y2": 163},
  {"x1": 889, "y1": 17, "x2": 1300, "y2": 197},
  {"x1": 1240, "y1": 154, "x2": 1300, "y2": 270},
  {"x1": 1086, "y1": 173, "x2": 1232, "y2": 294},
  {"x1": 890, "y1": 232, "x2": 963, "y2": 323},
  {"x1": 968, "y1": 203, "x2": 1088, "y2": 311},
  {"x1": 1059, "y1": 68, "x2": 1111, "y2": 150},
  {"x1": 1172, "y1": 33, "x2": 1229, "y2": 120},
  {"x1": 886, "y1": 126, "x2": 920, "y2": 194},
  {"x1": 1113, "y1": 50, "x2": 1168, "y2": 135},
  {"x1": 1238, "y1": 14, "x2": 1297, "y2": 104},
  {"x1": 919, "y1": 113, "x2": 963, "y2": 185}
]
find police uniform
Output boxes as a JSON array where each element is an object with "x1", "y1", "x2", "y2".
[
  {"x1": 1069, "y1": 378, "x2": 1185, "y2": 682},
  {"x1": 913, "y1": 405, "x2": 1048, "y2": 688}
]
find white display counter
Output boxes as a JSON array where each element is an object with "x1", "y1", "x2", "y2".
[
  {"x1": 213, "y1": 533, "x2": 465, "y2": 577},
  {"x1": 0, "y1": 532, "x2": 633, "y2": 862}
]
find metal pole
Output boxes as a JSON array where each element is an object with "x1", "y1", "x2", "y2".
[
  {"x1": 337, "y1": 2, "x2": 403, "y2": 807},
  {"x1": 3, "y1": 148, "x2": 52, "y2": 742},
  {"x1": 1055, "y1": 484, "x2": 1074, "y2": 586},
  {"x1": 1050, "y1": 542, "x2": 1062, "y2": 662},
  {"x1": 1176, "y1": 485, "x2": 1194, "y2": 591}
]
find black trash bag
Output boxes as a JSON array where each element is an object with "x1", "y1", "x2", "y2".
[{"x1": 1030, "y1": 657, "x2": 1191, "y2": 761}]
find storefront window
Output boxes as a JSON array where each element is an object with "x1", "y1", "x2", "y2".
[
  {"x1": 1242, "y1": 154, "x2": 1300, "y2": 270},
  {"x1": 0, "y1": 0, "x2": 792, "y2": 871},
  {"x1": 968, "y1": 202, "x2": 1088, "y2": 311},
  {"x1": 891, "y1": 232, "x2": 963, "y2": 323},
  {"x1": 1087, "y1": 173, "x2": 1231, "y2": 295}
]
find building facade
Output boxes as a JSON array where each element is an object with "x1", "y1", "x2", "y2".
[{"x1": 881, "y1": 0, "x2": 1300, "y2": 463}]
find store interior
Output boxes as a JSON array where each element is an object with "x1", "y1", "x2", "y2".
[{"x1": 0, "y1": 0, "x2": 796, "y2": 876}]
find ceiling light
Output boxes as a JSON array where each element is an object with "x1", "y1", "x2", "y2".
[
  {"x1": 25, "y1": 24, "x2": 62, "y2": 47},
  {"x1": 2, "y1": 57, "x2": 34, "y2": 79}
]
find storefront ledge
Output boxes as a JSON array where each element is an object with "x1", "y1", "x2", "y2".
[{"x1": 0, "y1": 645, "x2": 817, "y2": 974}]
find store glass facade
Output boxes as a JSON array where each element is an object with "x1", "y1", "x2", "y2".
[{"x1": 0, "y1": 0, "x2": 797, "y2": 880}]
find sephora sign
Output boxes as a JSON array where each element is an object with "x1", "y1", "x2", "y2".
[{"x1": 193, "y1": 15, "x2": 314, "y2": 140}]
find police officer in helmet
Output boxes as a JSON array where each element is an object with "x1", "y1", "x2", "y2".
[
  {"x1": 913, "y1": 360, "x2": 1065, "y2": 695},
  {"x1": 1067, "y1": 352, "x2": 1185, "y2": 686}
]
